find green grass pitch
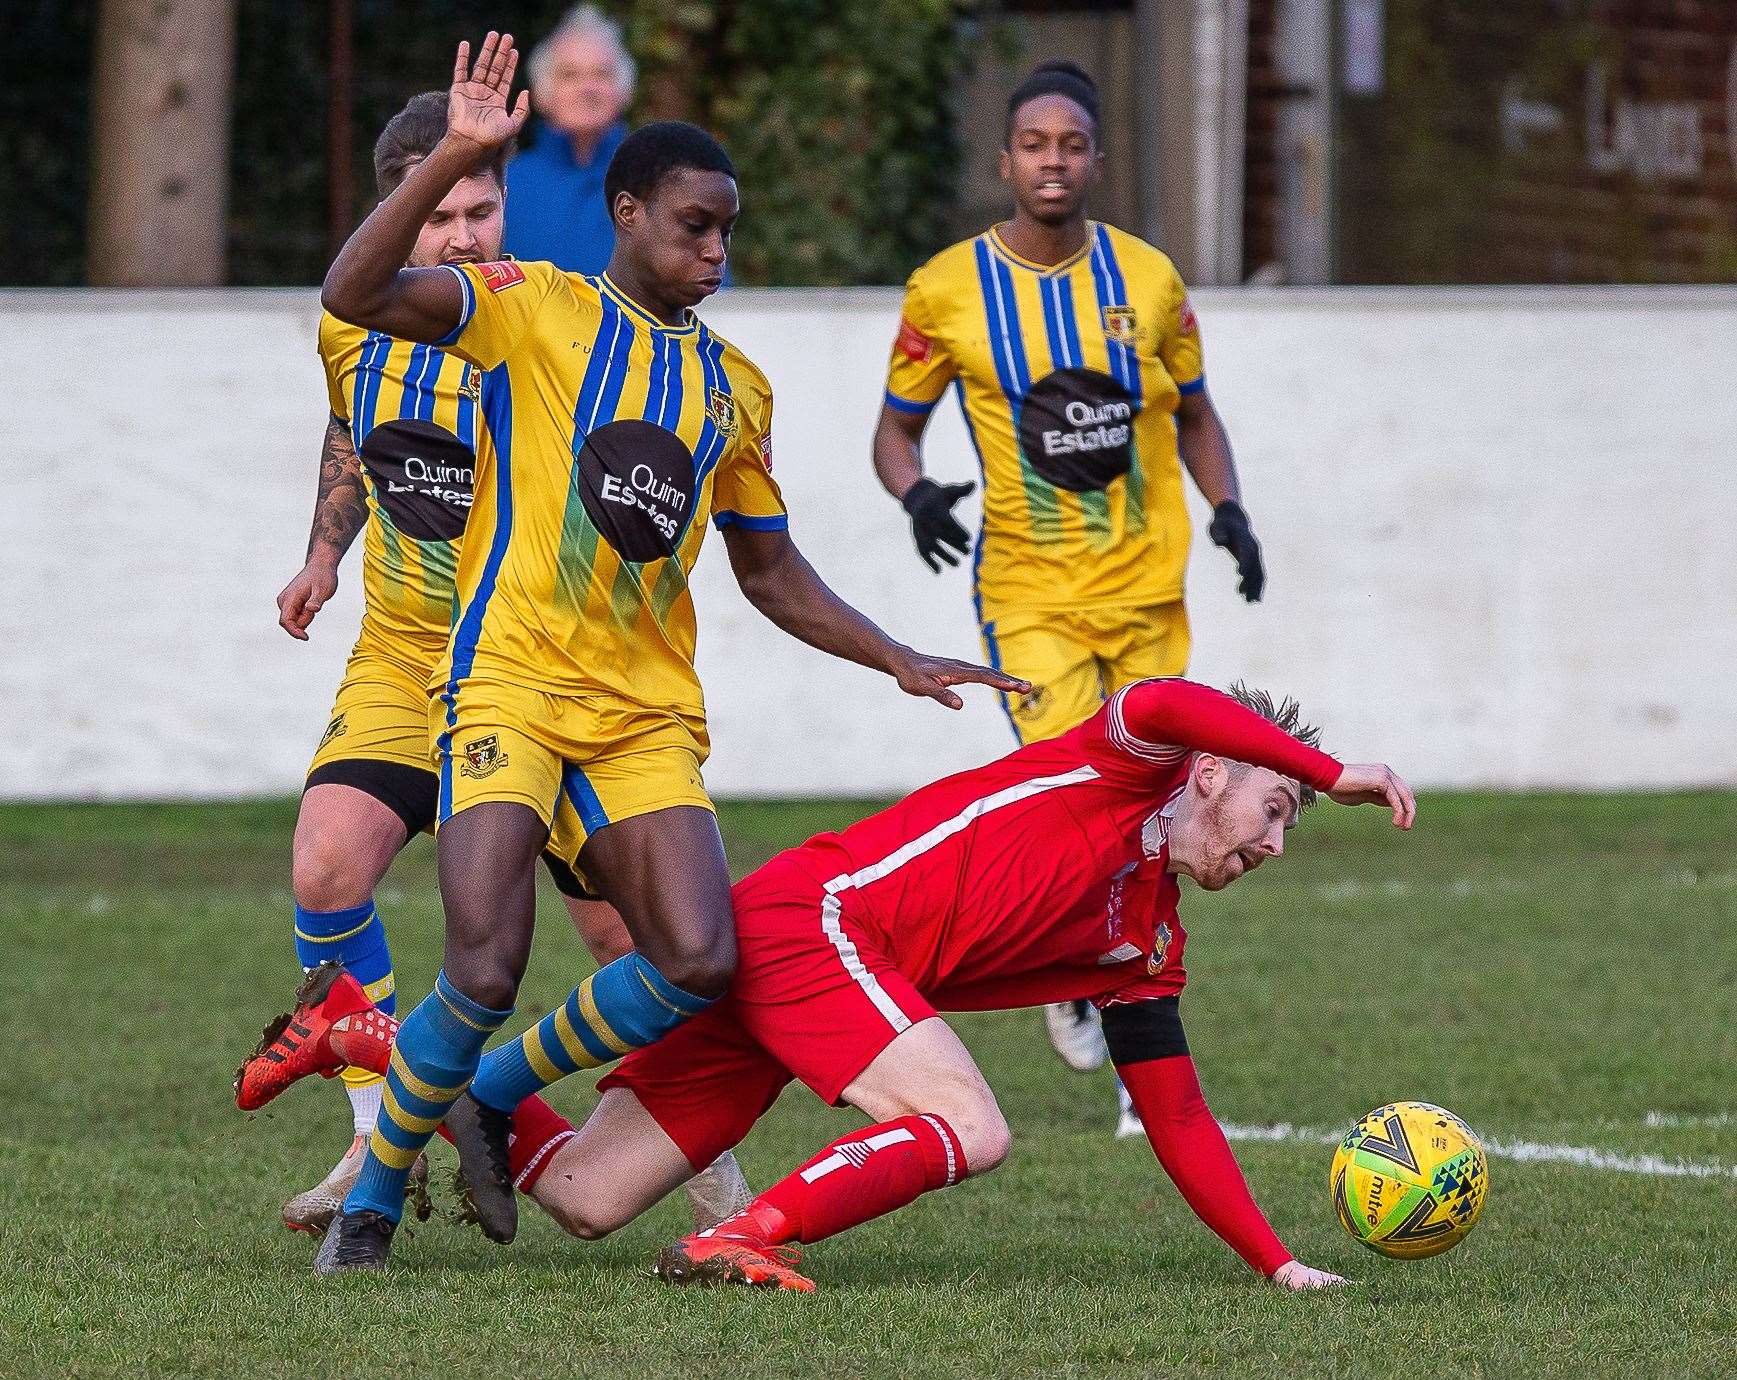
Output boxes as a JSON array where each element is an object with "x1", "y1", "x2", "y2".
[{"x1": 2, "y1": 793, "x2": 1732, "y2": 1378}]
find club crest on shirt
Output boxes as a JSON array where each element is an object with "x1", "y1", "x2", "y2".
[
  {"x1": 1012, "y1": 684, "x2": 1047, "y2": 720},
  {"x1": 1147, "y1": 920, "x2": 1174, "y2": 975},
  {"x1": 459, "y1": 734, "x2": 509, "y2": 779},
  {"x1": 1102, "y1": 304, "x2": 1138, "y2": 343},
  {"x1": 707, "y1": 387, "x2": 738, "y2": 436},
  {"x1": 460, "y1": 365, "x2": 482, "y2": 404}
]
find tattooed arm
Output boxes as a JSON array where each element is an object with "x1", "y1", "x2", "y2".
[{"x1": 277, "y1": 414, "x2": 369, "y2": 640}]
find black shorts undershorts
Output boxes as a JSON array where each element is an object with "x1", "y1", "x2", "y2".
[{"x1": 303, "y1": 757, "x2": 600, "y2": 899}]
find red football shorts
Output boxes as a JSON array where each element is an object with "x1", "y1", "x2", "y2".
[{"x1": 599, "y1": 855, "x2": 935, "y2": 1172}]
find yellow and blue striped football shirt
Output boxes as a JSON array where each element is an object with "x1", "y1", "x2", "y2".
[
  {"x1": 431, "y1": 260, "x2": 786, "y2": 718},
  {"x1": 319, "y1": 313, "x2": 481, "y2": 675},
  {"x1": 884, "y1": 222, "x2": 1204, "y2": 623}
]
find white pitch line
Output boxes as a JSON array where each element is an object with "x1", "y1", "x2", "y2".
[
  {"x1": 1644, "y1": 1110, "x2": 1735, "y2": 1130},
  {"x1": 1217, "y1": 1122, "x2": 1737, "y2": 1181}
]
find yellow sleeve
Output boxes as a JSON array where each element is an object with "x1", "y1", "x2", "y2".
[
  {"x1": 317, "y1": 314, "x2": 363, "y2": 423},
  {"x1": 710, "y1": 369, "x2": 788, "y2": 533},
  {"x1": 436, "y1": 259, "x2": 566, "y2": 370},
  {"x1": 882, "y1": 270, "x2": 957, "y2": 415},
  {"x1": 1159, "y1": 265, "x2": 1205, "y2": 396}
]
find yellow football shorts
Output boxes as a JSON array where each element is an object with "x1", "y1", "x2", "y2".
[
  {"x1": 982, "y1": 600, "x2": 1191, "y2": 745},
  {"x1": 432, "y1": 678, "x2": 714, "y2": 876},
  {"x1": 308, "y1": 651, "x2": 438, "y2": 776}
]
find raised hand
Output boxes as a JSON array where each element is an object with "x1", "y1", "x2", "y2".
[
  {"x1": 447, "y1": 32, "x2": 531, "y2": 153},
  {"x1": 889, "y1": 649, "x2": 1031, "y2": 711},
  {"x1": 1326, "y1": 763, "x2": 1416, "y2": 829}
]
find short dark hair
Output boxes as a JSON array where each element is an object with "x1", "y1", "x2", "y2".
[
  {"x1": 1005, "y1": 59, "x2": 1101, "y2": 145},
  {"x1": 373, "y1": 91, "x2": 512, "y2": 196},
  {"x1": 1224, "y1": 681, "x2": 1324, "y2": 809},
  {"x1": 603, "y1": 120, "x2": 736, "y2": 214}
]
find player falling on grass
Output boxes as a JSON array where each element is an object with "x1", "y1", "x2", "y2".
[
  {"x1": 304, "y1": 32, "x2": 1022, "y2": 1274},
  {"x1": 873, "y1": 62, "x2": 1267, "y2": 1124},
  {"x1": 241, "y1": 678, "x2": 1414, "y2": 1291},
  {"x1": 270, "y1": 91, "x2": 751, "y2": 1236}
]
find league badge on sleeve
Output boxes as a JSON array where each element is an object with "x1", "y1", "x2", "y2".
[
  {"x1": 478, "y1": 261, "x2": 526, "y2": 293},
  {"x1": 896, "y1": 317, "x2": 933, "y2": 362}
]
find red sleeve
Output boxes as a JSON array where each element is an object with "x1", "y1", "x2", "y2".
[
  {"x1": 1105, "y1": 679, "x2": 1341, "y2": 792},
  {"x1": 1118, "y1": 1054, "x2": 1294, "y2": 1277}
]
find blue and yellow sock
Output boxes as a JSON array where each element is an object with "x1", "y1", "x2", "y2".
[
  {"x1": 344, "y1": 970, "x2": 511, "y2": 1222},
  {"x1": 469, "y1": 953, "x2": 713, "y2": 1113},
  {"x1": 294, "y1": 900, "x2": 396, "y2": 1129},
  {"x1": 293, "y1": 900, "x2": 396, "y2": 1013}
]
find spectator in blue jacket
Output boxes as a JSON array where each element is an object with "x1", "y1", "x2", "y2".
[{"x1": 503, "y1": 5, "x2": 635, "y2": 273}]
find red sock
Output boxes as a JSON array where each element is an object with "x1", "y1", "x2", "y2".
[
  {"x1": 722, "y1": 1114, "x2": 966, "y2": 1246},
  {"x1": 425, "y1": 1093, "x2": 574, "y2": 1190},
  {"x1": 505, "y1": 1094, "x2": 577, "y2": 1190}
]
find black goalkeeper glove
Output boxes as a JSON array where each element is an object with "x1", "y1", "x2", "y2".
[
  {"x1": 1208, "y1": 499, "x2": 1265, "y2": 603},
  {"x1": 901, "y1": 478, "x2": 975, "y2": 573}
]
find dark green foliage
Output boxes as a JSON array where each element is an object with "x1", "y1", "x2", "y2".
[
  {"x1": 11, "y1": 0, "x2": 976, "y2": 286},
  {"x1": 616, "y1": 0, "x2": 978, "y2": 285},
  {"x1": 2, "y1": 0, "x2": 98, "y2": 285}
]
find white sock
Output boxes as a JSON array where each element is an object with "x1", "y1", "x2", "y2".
[{"x1": 347, "y1": 1080, "x2": 383, "y2": 1138}]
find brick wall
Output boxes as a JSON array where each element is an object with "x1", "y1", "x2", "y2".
[{"x1": 1337, "y1": 0, "x2": 1737, "y2": 284}]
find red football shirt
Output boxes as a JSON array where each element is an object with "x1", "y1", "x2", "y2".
[{"x1": 770, "y1": 679, "x2": 1342, "y2": 1012}]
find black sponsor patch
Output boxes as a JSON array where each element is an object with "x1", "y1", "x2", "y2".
[
  {"x1": 1017, "y1": 367, "x2": 1137, "y2": 492},
  {"x1": 574, "y1": 419, "x2": 695, "y2": 562},
  {"x1": 359, "y1": 420, "x2": 474, "y2": 540}
]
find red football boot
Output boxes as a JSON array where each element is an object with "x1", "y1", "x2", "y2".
[
  {"x1": 654, "y1": 1230, "x2": 816, "y2": 1293},
  {"x1": 234, "y1": 961, "x2": 379, "y2": 1111}
]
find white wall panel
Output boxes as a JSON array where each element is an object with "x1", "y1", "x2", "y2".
[{"x1": 3, "y1": 286, "x2": 1732, "y2": 798}]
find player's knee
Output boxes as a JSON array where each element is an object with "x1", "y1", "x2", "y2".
[
  {"x1": 917, "y1": 1083, "x2": 1010, "y2": 1176},
  {"x1": 952, "y1": 1104, "x2": 1012, "y2": 1176},
  {"x1": 291, "y1": 832, "x2": 376, "y2": 911},
  {"x1": 538, "y1": 1190, "x2": 624, "y2": 1241},
  {"x1": 441, "y1": 932, "x2": 525, "y2": 1012},
  {"x1": 650, "y1": 931, "x2": 736, "y2": 1000}
]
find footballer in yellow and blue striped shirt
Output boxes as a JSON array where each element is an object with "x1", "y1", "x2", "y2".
[
  {"x1": 875, "y1": 60, "x2": 1268, "y2": 752},
  {"x1": 272, "y1": 91, "x2": 637, "y2": 1238},
  {"x1": 310, "y1": 33, "x2": 1021, "y2": 1272}
]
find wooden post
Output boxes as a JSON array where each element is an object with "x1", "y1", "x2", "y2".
[{"x1": 87, "y1": 0, "x2": 237, "y2": 286}]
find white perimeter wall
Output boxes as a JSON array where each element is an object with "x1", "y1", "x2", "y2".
[{"x1": 3, "y1": 285, "x2": 1734, "y2": 800}]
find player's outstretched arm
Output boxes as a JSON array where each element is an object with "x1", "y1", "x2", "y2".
[
  {"x1": 1101, "y1": 999, "x2": 1347, "y2": 1289},
  {"x1": 321, "y1": 33, "x2": 529, "y2": 342},
  {"x1": 720, "y1": 525, "x2": 1029, "y2": 709},
  {"x1": 1119, "y1": 680, "x2": 1416, "y2": 829},
  {"x1": 278, "y1": 414, "x2": 366, "y2": 640}
]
